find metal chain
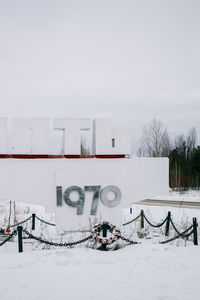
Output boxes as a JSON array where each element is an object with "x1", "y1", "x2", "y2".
[
  {"x1": 10, "y1": 216, "x2": 32, "y2": 228},
  {"x1": 0, "y1": 230, "x2": 17, "y2": 246},
  {"x1": 122, "y1": 214, "x2": 141, "y2": 226},
  {"x1": 170, "y1": 218, "x2": 182, "y2": 235},
  {"x1": 35, "y1": 215, "x2": 56, "y2": 226},
  {"x1": 22, "y1": 229, "x2": 92, "y2": 246},
  {"x1": 143, "y1": 214, "x2": 168, "y2": 228},
  {"x1": 180, "y1": 225, "x2": 193, "y2": 237},
  {"x1": 160, "y1": 225, "x2": 193, "y2": 244},
  {"x1": 183, "y1": 229, "x2": 194, "y2": 239},
  {"x1": 120, "y1": 236, "x2": 139, "y2": 244}
]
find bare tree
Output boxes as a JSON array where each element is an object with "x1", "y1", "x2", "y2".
[
  {"x1": 187, "y1": 127, "x2": 197, "y2": 153},
  {"x1": 170, "y1": 127, "x2": 198, "y2": 189},
  {"x1": 138, "y1": 118, "x2": 171, "y2": 157}
]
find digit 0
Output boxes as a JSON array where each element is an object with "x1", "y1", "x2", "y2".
[{"x1": 100, "y1": 185, "x2": 121, "y2": 207}]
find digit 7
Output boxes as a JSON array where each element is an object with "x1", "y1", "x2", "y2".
[{"x1": 84, "y1": 186, "x2": 101, "y2": 215}]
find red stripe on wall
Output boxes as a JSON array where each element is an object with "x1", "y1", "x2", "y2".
[
  {"x1": 0, "y1": 154, "x2": 126, "y2": 159},
  {"x1": 95, "y1": 155, "x2": 126, "y2": 159},
  {"x1": 0, "y1": 155, "x2": 13, "y2": 158},
  {"x1": 0, "y1": 154, "x2": 64, "y2": 159},
  {"x1": 64, "y1": 155, "x2": 95, "y2": 159}
]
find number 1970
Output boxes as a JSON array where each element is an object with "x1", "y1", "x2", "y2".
[{"x1": 56, "y1": 185, "x2": 121, "y2": 215}]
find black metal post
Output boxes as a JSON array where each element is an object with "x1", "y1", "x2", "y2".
[
  {"x1": 165, "y1": 211, "x2": 171, "y2": 236},
  {"x1": 130, "y1": 208, "x2": 132, "y2": 214},
  {"x1": 32, "y1": 213, "x2": 36, "y2": 230},
  {"x1": 102, "y1": 223, "x2": 108, "y2": 251},
  {"x1": 17, "y1": 226, "x2": 23, "y2": 253},
  {"x1": 193, "y1": 217, "x2": 198, "y2": 246},
  {"x1": 140, "y1": 210, "x2": 144, "y2": 229}
]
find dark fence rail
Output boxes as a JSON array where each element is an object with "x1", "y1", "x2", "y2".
[
  {"x1": 123, "y1": 209, "x2": 198, "y2": 245},
  {"x1": 0, "y1": 210, "x2": 199, "y2": 252}
]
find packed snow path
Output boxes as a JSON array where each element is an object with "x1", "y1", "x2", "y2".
[{"x1": 0, "y1": 243, "x2": 200, "y2": 300}]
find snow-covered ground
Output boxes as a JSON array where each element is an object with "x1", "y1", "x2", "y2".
[
  {"x1": 1, "y1": 190, "x2": 200, "y2": 300},
  {"x1": 0, "y1": 243, "x2": 200, "y2": 300},
  {"x1": 150, "y1": 189, "x2": 200, "y2": 202}
]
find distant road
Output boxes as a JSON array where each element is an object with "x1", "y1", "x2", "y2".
[{"x1": 136, "y1": 199, "x2": 200, "y2": 209}]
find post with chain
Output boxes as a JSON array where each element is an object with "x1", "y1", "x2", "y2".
[
  {"x1": 32, "y1": 213, "x2": 36, "y2": 230},
  {"x1": 140, "y1": 210, "x2": 144, "y2": 229},
  {"x1": 165, "y1": 211, "x2": 171, "y2": 236},
  {"x1": 17, "y1": 226, "x2": 23, "y2": 253},
  {"x1": 102, "y1": 223, "x2": 108, "y2": 251},
  {"x1": 193, "y1": 217, "x2": 198, "y2": 246},
  {"x1": 130, "y1": 208, "x2": 132, "y2": 214}
]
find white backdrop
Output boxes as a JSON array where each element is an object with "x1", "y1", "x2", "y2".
[{"x1": 0, "y1": 157, "x2": 169, "y2": 230}]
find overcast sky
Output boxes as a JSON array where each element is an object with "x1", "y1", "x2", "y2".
[{"x1": 0, "y1": 0, "x2": 200, "y2": 152}]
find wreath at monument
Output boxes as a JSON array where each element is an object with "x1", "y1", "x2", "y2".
[{"x1": 92, "y1": 222, "x2": 121, "y2": 245}]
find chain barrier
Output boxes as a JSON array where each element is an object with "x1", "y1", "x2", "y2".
[
  {"x1": 35, "y1": 215, "x2": 56, "y2": 226},
  {"x1": 183, "y1": 229, "x2": 194, "y2": 239},
  {"x1": 0, "y1": 211, "x2": 197, "y2": 248},
  {"x1": 160, "y1": 225, "x2": 193, "y2": 244},
  {"x1": 120, "y1": 236, "x2": 139, "y2": 244},
  {"x1": 10, "y1": 216, "x2": 32, "y2": 228},
  {"x1": 170, "y1": 218, "x2": 182, "y2": 235},
  {"x1": 143, "y1": 214, "x2": 168, "y2": 228},
  {"x1": 0, "y1": 230, "x2": 17, "y2": 246},
  {"x1": 122, "y1": 213, "x2": 141, "y2": 226},
  {"x1": 22, "y1": 229, "x2": 92, "y2": 246}
]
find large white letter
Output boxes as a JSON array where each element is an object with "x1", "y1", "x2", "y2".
[
  {"x1": 12, "y1": 118, "x2": 49, "y2": 154},
  {"x1": 93, "y1": 119, "x2": 131, "y2": 155},
  {"x1": 0, "y1": 118, "x2": 7, "y2": 154},
  {"x1": 54, "y1": 118, "x2": 91, "y2": 155}
]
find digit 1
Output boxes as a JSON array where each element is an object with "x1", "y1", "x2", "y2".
[
  {"x1": 63, "y1": 186, "x2": 85, "y2": 215},
  {"x1": 56, "y1": 186, "x2": 62, "y2": 206},
  {"x1": 84, "y1": 186, "x2": 101, "y2": 215}
]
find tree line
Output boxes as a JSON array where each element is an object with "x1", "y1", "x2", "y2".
[{"x1": 138, "y1": 118, "x2": 200, "y2": 190}]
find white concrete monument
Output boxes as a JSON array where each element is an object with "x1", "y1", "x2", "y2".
[{"x1": 0, "y1": 117, "x2": 169, "y2": 231}]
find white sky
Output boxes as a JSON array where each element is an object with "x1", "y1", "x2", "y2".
[{"x1": 0, "y1": 0, "x2": 200, "y2": 152}]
